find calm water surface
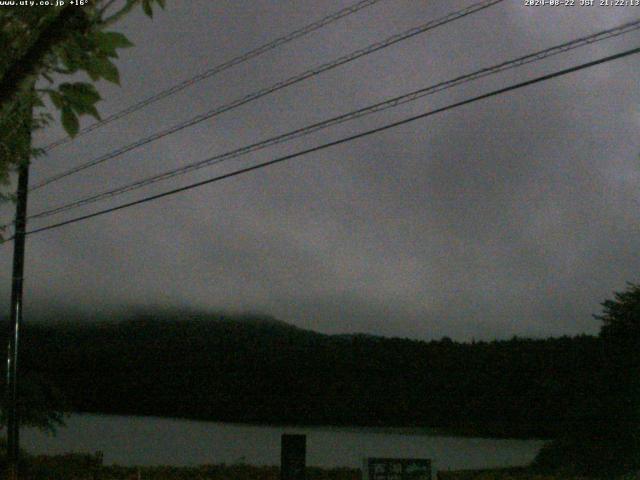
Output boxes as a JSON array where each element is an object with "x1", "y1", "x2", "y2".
[{"x1": 23, "y1": 414, "x2": 546, "y2": 471}]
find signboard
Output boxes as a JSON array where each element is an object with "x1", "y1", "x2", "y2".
[
  {"x1": 366, "y1": 458, "x2": 432, "y2": 480},
  {"x1": 281, "y1": 434, "x2": 306, "y2": 480}
]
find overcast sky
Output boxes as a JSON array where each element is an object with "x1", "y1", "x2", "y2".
[{"x1": 1, "y1": 0, "x2": 639, "y2": 341}]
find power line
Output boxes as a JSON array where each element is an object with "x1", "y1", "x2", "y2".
[
  {"x1": 14, "y1": 45, "x2": 640, "y2": 240},
  {"x1": 30, "y1": 0, "x2": 505, "y2": 191},
  {"x1": 39, "y1": 0, "x2": 386, "y2": 152},
  {"x1": 19, "y1": 18, "x2": 640, "y2": 224}
]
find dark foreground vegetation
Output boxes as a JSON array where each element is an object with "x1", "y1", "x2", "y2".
[
  {"x1": 0, "y1": 446, "x2": 359, "y2": 480},
  {"x1": 437, "y1": 468, "x2": 637, "y2": 479},
  {"x1": 1, "y1": 283, "x2": 638, "y2": 477},
  {"x1": 0, "y1": 449, "x2": 635, "y2": 480}
]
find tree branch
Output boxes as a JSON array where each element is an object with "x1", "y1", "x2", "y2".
[
  {"x1": 100, "y1": 0, "x2": 141, "y2": 28},
  {"x1": 0, "y1": 7, "x2": 91, "y2": 112}
]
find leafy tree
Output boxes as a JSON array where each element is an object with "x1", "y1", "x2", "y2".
[
  {"x1": 594, "y1": 283, "x2": 640, "y2": 422},
  {"x1": 595, "y1": 281, "x2": 640, "y2": 343},
  {"x1": 0, "y1": 372, "x2": 68, "y2": 435},
  {"x1": 596, "y1": 282, "x2": 640, "y2": 470},
  {"x1": 0, "y1": 0, "x2": 166, "y2": 430},
  {"x1": 0, "y1": 0, "x2": 166, "y2": 202},
  {"x1": 534, "y1": 283, "x2": 640, "y2": 477}
]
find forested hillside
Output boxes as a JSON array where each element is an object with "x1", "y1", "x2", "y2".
[{"x1": 1, "y1": 310, "x2": 608, "y2": 438}]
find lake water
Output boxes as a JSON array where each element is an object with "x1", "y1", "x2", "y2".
[{"x1": 23, "y1": 414, "x2": 546, "y2": 471}]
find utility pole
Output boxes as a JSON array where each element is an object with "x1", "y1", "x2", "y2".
[{"x1": 5, "y1": 95, "x2": 33, "y2": 480}]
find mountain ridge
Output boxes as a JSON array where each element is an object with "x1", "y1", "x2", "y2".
[{"x1": 1, "y1": 308, "x2": 606, "y2": 439}]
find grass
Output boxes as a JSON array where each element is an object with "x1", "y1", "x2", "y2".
[
  {"x1": 6, "y1": 451, "x2": 361, "y2": 480},
  {"x1": 437, "y1": 467, "x2": 640, "y2": 480},
  {"x1": 4, "y1": 446, "x2": 637, "y2": 479}
]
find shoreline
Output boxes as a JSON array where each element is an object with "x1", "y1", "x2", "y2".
[{"x1": 65, "y1": 411, "x2": 553, "y2": 441}]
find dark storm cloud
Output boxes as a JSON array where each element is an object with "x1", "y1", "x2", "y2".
[{"x1": 1, "y1": 0, "x2": 639, "y2": 340}]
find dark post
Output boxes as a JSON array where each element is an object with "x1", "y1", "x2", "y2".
[
  {"x1": 281, "y1": 434, "x2": 306, "y2": 480},
  {"x1": 5, "y1": 97, "x2": 32, "y2": 480}
]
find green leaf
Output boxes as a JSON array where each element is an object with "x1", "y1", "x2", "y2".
[
  {"x1": 59, "y1": 82, "x2": 101, "y2": 105},
  {"x1": 68, "y1": 99, "x2": 99, "y2": 118},
  {"x1": 95, "y1": 31, "x2": 134, "y2": 57},
  {"x1": 57, "y1": 48, "x2": 80, "y2": 73},
  {"x1": 48, "y1": 91, "x2": 64, "y2": 109},
  {"x1": 84, "y1": 61, "x2": 101, "y2": 81},
  {"x1": 56, "y1": 39, "x2": 88, "y2": 73},
  {"x1": 57, "y1": 84, "x2": 102, "y2": 121},
  {"x1": 61, "y1": 106, "x2": 79, "y2": 137},
  {"x1": 99, "y1": 58, "x2": 120, "y2": 84},
  {"x1": 69, "y1": 102, "x2": 100, "y2": 121},
  {"x1": 84, "y1": 104, "x2": 101, "y2": 121},
  {"x1": 86, "y1": 56, "x2": 120, "y2": 84},
  {"x1": 101, "y1": 31, "x2": 134, "y2": 49},
  {"x1": 142, "y1": 0, "x2": 153, "y2": 17},
  {"x1": 155, "y1": 0, "x2": 165, "y2": 8}
]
